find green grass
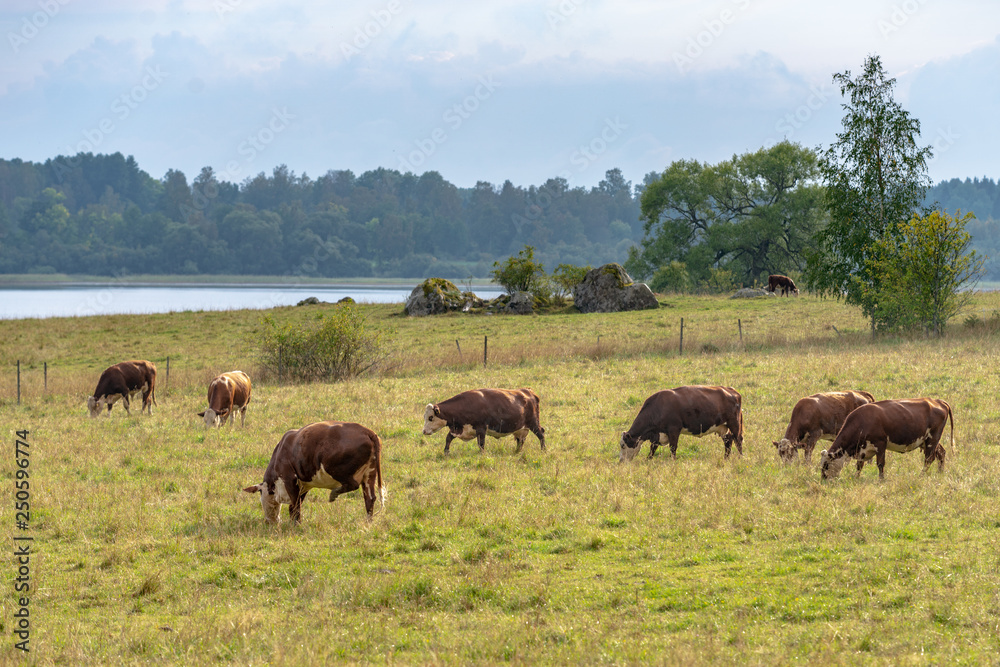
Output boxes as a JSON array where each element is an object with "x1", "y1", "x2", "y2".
[{"x1": 3, "y1": 293, "x2": 1000, "y2": 664}]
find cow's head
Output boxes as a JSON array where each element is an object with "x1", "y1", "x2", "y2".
[
  {"x1": 244, "y1": 483, "x2": 279, "y2": 523},
  {"x1": 198, "y1": 408, "x2": 222, "y2": 427},
  {"x1": 773, "y1": 438, "x2": 798, "y2": 464},
  {"x1": 87, "y1": 396, "x2": 101, "y2": 418},
  {"x1": 619, "y1": 431, "x2": 642, "y2": 462},
  {"x1": 423, "y1": 404, "x2": 446, "y2": 435},
  {"x1": 819, "y1": 449, "x2": 847, "y2": 480}
]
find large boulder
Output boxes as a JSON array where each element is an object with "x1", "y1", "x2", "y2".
[
  {"x1": 404, "y1": 278, "x2": 483, "y2": 316},
  {"x1": 572, "y1": 264, "x2": 659, "y2": 313}
]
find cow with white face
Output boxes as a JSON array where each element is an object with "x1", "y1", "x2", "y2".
[
  {"x1": 244, "y1": 420, "x2": 386, "y2": 524},
  {"x1": 87, "y1": 360, "x2": 157, "y2": 417},
  {"x1": 198, "y1": 371, "x2": 252, "y2": 427},
  {"x1": 773, "y1": 390, "x2": 875, "y2": 464},
  {"x1": 422, "y1": 388, "x2": 545, "y2": 454},
  {"x1": 819, "y1": 398, "x2": 953, "y2": 481},
  {"x1": 620, "y1": 385, "x2": 743, "y2": 461}
]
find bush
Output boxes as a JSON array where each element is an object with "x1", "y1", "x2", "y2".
[
  {"x1": 551, "y1": 263, "x2": 591, "y2": 300},
  {"x1": 650, "y1": 261, "x2": 691, "y2": 293},
  {"x1": 255, "y1": 305, "x2": 390, "y2": 382},
  {"x1": 490, "y1": 245, "x2": 555, "y2": 303},
  {"x1": 701, "y1": 267, "x2": 736, "y2": 294}
]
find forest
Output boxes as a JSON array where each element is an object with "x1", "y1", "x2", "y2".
[{"x1": 0, "y1": 151, "x2": 997, "y2": 280}]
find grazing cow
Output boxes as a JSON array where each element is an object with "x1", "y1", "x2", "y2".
[
  {"x1": 244, "y1": 421, "x2": 386, "y2": 523},
  {"x1": 773, "y1": 390, "x2": 875, "y2": 464},
  {"x1": 87, "y1": 360, "x2": 157, "y2": 417},
  {"x1": 422, "y1": 388, "x2": 545, "y2": 454},
  {"x1": 197, "y1": 371, "x2": 252, "y2": 427},
  {"x1": 768, "y1": 274, "x2": 799, "y2": 296},
  {"x1": 620, "y1": 385, "x2": 743, "y2": 461},
  {"x1": 819, "y1": 398, "x2": 953, "y2": 481}
]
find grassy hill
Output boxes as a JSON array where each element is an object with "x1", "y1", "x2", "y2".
[{"x1": 2, "y1": 293, "x2": 999, "y2": 664}]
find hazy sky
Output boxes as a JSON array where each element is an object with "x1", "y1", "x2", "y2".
[{"x1": 2, "y1": 0, "x2": 998, "y2": 189}]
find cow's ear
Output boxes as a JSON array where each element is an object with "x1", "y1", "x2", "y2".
[
  {"x1": 433, "y1": 405, "x2": 442, "y2": 418},
  {"x1": 772, "y1": 441, "x2": 779, "y2": 448},
  {"x1": 243, "y1": 484, "x2": 261, "y2": 494},
  {"x1": 197, "y1": 411, "x2": 206, "y2": 417}
]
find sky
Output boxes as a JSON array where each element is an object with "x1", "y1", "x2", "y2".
[{"x1": 2, "y1": 0, "x2": 999, "y2": 190}]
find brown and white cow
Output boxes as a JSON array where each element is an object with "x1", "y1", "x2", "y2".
[
  {"x1": 773, "y1": 390, "x2": 875, "y2": 464},
  {"x1": 198, "y1": 371, "x2": 252, "y2": 427},
  {"x1": 819, "y1": 398, "x2": 953, "y2": 481},
  {"x1": 244, "y1": 421, "x2": 386, "y2": 523},
  {"x1": 422, "y1": 388, "x2": 545, "y2": 454},
  {"x1": 620, "y1": 385, "x2": 743, "y2": 461},
  {"x1": 87, "y1": 360, "x2": 157, "y2": 417},
  {"x1": 768, "y1": 274, "x2": 799, "y2": 296}
]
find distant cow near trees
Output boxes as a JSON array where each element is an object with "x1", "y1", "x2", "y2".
[{"x1": 768, "y1": 274, "x2": 799, "y2": 296}]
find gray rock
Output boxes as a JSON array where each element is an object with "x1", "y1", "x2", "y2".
[
  {"x1": 404, "y1": 278, "x2": 483, "y2": 316},
  {"x1": 572, "y1": 263, "x2": 659, "y2": 313},
  {"x1": 483, "y1": 291, "x2": 535, "y2": 315}
]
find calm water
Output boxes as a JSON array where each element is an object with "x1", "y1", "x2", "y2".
[{"x1": 0, "y1": 284, "x2": 504, "y2": 320}]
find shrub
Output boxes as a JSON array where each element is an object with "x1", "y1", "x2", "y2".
[
  {"x1": 551, "y1": 263, "x2": 591, "y2": 300},
  {"x1": 701, "y1": 267, "x2": 737, "y2": 294},
  {"x1": 254, "y1": 305, "x2": 390, "y2": 382},
  {"x1": 650, "y1": 261, "x2": 691, "y2": 293},
  {"x1": 490, "y1": 246, "x2": 548, "y2": 296}
]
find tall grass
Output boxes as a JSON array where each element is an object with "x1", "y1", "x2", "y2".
[{"x1": 2, "y1": 294, "x2": 1000, "y2": 664}]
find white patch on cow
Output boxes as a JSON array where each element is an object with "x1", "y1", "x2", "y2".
[
  {"x1": 819, "y1": 449, "x2": 848, "y2": 479},
  {"x1": 203, "y1": 408, "x2": 219, "y2": 427},
  {"x1": 272, "y1": 478, "x2": 293, "y2": 505},
  {"x1": 619, "y1": 434, "x2": 641, "y2": 462},
  {"x1": 680, "y1": 424, "x2": 728, "y2": 438},
  {"x1": 423, "y1": 404, "x2": 447, "y2": 435},
  {"x1": 352, "y1": 458, "x2": 374, "y2": 486},
  {"x1": 301, "y1": 464, "x2": 338, "y2": 492},
  {"x1": 886, "y1": 428, "x2": 931, "y2": 453}
]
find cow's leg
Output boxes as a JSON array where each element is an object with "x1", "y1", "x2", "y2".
[
  {"x1": 239, "y1": 406, "x2": 247, "y2": 427},
  {"x1": 666, "y1": 431, "x2": 681, "y2": 459},
  {"x1": 923, "y1": 443, "x2": 945, "y2": 473},
  {"x1": 876, "y1": 446, "x2": 887, "y2": 480},
  {"x1": 289, "y1": 492, "x2": 304, "y2": 524},
  {"x1": 534, "y1": 425, "x2": 546, "y2": 451},
  {"x1": 514, "y1": 432, "x2": 526, "y2": 453},
  {"x1": 648, "y1": 437, "x2": 659, "y2": 458},
  {"x1": 329, "y1": 478, "x2": 360, "y2": 502},
  {"x1": 444, "y1": 432, "x2": 455, "y2": 454},
  {"x1": 362, "y1": 480, "x2": 376, "y2": 521},
  {"x1": 476, "y1": 429, "x2": 487, "y2": 453},
  {"x1": 122, "y1": 395, "x2": 130, "y2": 415},
  {"x1": 856, "y1": 458, "x2": 865, "y2": 475},
  {"x1": 802, "y1": 430, "x2": 822, "y2": 463},
  {"x1": 936, "y1": 444, "x2": 946, "y2": 472}
]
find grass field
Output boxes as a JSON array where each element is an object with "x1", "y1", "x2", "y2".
[{"x1": 2, "y1": 293, "x2": 1000, "y2": 664}]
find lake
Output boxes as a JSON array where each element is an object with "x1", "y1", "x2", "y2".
[{"x1": 0, "y1": 283, "x2": 505, "y2": 320}]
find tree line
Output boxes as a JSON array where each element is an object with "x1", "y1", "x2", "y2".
[{"x1": 0, "y1": 154, "x2": 643, "y2": 279}]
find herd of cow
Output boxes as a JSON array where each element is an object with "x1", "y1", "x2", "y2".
[{"x1": 87, "y1": 359, "x2": 954, "y2": 525}]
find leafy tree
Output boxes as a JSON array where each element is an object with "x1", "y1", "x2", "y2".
[
  {"x1": 805, "y1": 54, "x2": 933, "y2": 331},
  {"x1": 551, "y1": 262, "x2": 591, "y2": 299},
  {"x1": 869, "y1": 210, "x2": 985, "y2": 335},
  {"x1": 628, "y1": 141, "x2": 823, "y2": 288}
]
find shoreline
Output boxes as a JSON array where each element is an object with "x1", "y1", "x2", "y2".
[{"x1": 0, "y1": 274, "x2": 495, "y2": 289}]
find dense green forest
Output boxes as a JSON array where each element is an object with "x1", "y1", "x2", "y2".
[{"x1": 0, "y1": 152, "x2": 997, "y2": 280}]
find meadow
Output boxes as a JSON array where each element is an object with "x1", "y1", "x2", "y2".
[{"x1": 2, "y1": 292, "x2": 1000, "y2": 665}]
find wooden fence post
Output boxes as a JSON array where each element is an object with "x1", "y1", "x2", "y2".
[
  {"x1": 484, "y1": 335, "x2": 488, "y2": 367},
  {"x1": 679, "y1": 318, "x2": 684, "y2": 355},
  {"x1": 17, "y1": 360, "x2": 21, "y2": 406},
  {"x1": 278, "y1": 345, "x2": 283, "y2": 384},
  {"x1": 44, "y1": 362, "x2": 48, "y2": 393},
  {"x1": 166, "y1": 356, "x2": 170, "y2": 391},
  {"x1": 456, "y1": 339, "x2": 463, "y2": 360},
  {"x1": 738, "y1": 319, "x2": 743, "y2": 344}
]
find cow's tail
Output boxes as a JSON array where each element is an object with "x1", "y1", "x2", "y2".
[
  {"x1": 375, "y1": 434, "x2": 387, "y2": 512},
  {"x1": 944, "y1": 400, "x2": 955, "y2": 451}
]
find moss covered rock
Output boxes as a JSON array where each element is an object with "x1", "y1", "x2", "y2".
[
  {"x1": 404, "y1": 278, "x2": 484, "y2": 316},
  {"x1": 573, "y1": 263, "x2": 658, "y2": 313}
]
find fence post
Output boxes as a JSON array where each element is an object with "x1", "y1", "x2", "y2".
[
  {"x1": 738, "y1": 319, "x2": 743, "y2": 344},
  {"x1": 456, "y1": 339, "x2": 463, "y2": 360},
  {"x1": 679, "y1": 318, "x2": 684, "y2": 355},
  {"x1": 483, "y1": 335, "x2": 488, "y2": 367},
  {"x1": 17, "y1": 360, "x2": 21, "y2": 406},
  {"x1": 166, "y1": 356, "x2": 170, "y2": 391},
  {"x1": 44, "y1": 362, "x2": 47, "y2": 393},
  {"x1": 278, "y1": 345, "x2": 283, "y2": 384}
]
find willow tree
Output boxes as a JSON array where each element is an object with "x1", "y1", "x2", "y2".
[{"x1": 805, "y1": 54, "x2": 933, "y2": 332}]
